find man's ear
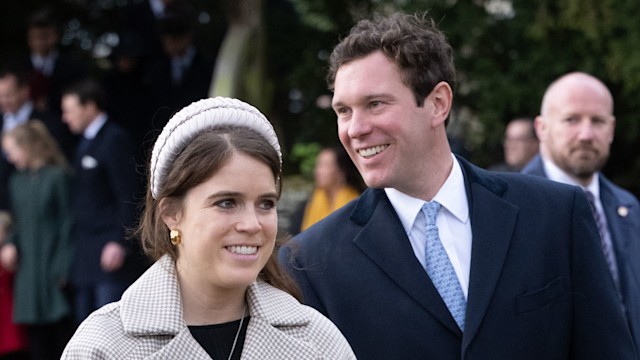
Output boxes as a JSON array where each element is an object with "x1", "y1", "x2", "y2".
[
  {"x1": 428, "y1": 81, "x2": 453, "y2": 128},
  {"x1": 608, "y1": 116, "x2": 616, "y2": 144},
  {"x1": 534, "y1": 115, "x2": 545, "y2": 142},
  {"x1": 159, "y1": 197, "x2": 182, "y2": 230}
]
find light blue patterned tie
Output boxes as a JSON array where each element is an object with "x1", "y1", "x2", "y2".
[{"x1": 422, "y1": 201, "x2": 467, "y2": 330}]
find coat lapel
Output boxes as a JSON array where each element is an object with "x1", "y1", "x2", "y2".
[
  {"x1": 241, "y1": 318, "x2": 318, "y2": 358},
  {"x1": 458, "y1": 158, "x2": 518, "y2": 353},
  {"x1": 600, "y1": 176, "x2": 633, "y2": 255},
  {"x1": 520, "y1": 154, "x2": 546, "y2": 178},
  {"x1": 120, "y1": 257, "x2": 211, "y2": 359},
  {"x1": 599, "y1": 176, "x2": 640, "y2": 311},
  {"x1": 351, "y1": 189, "x2": 462, "y2": 336},
  {"x1": 120, "y1": 256, "x2": 184, "y2": 335},
  {"x1": 241, "y1": 281, "x2": 319, "y2": 358},
  {"x1": 145, "y1": 329, "x2": 211, "y2": 359},
  {"x1": 462, "y1": 180, "x2": 518, "y2": 351}
]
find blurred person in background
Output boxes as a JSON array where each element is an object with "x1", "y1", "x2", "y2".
[
  {"x1": 0, "y1": 121, "x2": 74, "y2": 360},
  {"x1": 289, "y1": 146, "x2": 364, "y2": 235},
  {"x1": 19, "y1": 6, "x2": 89, "y2": 116},
  {"x1": 522, "y1": 71, "x2": 640, "y2": 350},
  {"x1": 145, "y1": 1, "x2": 214, "y2": 129},
  {"x1": 0, "y1": 211, "x2": 29, "y2": 360},
  {"x1": 0, "y1": 66, "x2": 75, "y2": 209},
  {"x1": 100, "y1": 30, "x2": 154, "y2": 191},
  {"x1": 61, "y1": 79, "x2": 145, "y2": 325},
  {"x1": 118, "y1": 0, "x2": 176, "y2": 59},
  {"x1": 489, "y1": 117, "x2": 538, "y2": 172}
]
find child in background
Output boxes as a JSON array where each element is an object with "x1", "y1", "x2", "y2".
[
  {"x1": 1, "y1": 121, "x2": 75, "y2": 360},
  {"x1": 0, "y1": 211, "x2": 29, "y2": 360}
]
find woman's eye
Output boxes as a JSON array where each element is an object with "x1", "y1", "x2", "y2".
[
  {"x1": 215, "y1": 199, "x2": 235, "y2": 209},
  {"x1": 259, "y1": 199, "x2": 276, "y2": 210}
]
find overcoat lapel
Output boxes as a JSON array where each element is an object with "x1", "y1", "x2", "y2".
[
  {"x1": 599, "y1": 176, "x2": 640, "y2": 312},
  {"x1": 351, "y1": 189, "x2": 462, "y2": 336},
  {"x1": 600, "y1": 177, "x2": 633, "y2": 259},
  {"x1": 461, "y1": 179, "x2": 518, "y2": 353},
  {"x1": 242, "y1": 318, "x2": 318, "y2": 358},
  {"x1": 145, "y1": 329, "x2": 210, "y2": 359},
  {"x1": 457, "y1": 158, "x2": 518, "y2": 355}
]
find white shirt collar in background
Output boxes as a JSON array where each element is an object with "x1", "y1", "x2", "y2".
[
  {"x1": 83, "y1": 112, "x2": 108, "y2": 140},
  {"x1": 2, "y1": 102, "x2": 33, "y2": 132}
]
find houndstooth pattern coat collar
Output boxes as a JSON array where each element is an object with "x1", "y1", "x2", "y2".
[{"x1": 62, "y1": 255, "x2": 355, "y2": 359}]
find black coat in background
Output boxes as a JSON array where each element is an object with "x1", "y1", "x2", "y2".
[
  {"x1": 144, "y1": 49, "x2": 214, "y2": 133},
  {"x1": 523, "y1": 154, "x2": 640, "y2": 352},
  {"x1": 70, "y1": 119, "x2": 145, "y2": 289}
]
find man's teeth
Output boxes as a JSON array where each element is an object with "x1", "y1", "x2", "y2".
[
  {"x1": 359, "y1": 145, "x2": 388, "y2": 158},
  {"x1": 228, "y1": 246, "x2": 258, "y2": 255}
]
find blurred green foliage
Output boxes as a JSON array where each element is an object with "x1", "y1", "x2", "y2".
[{"x1": 289, "y1": 142, "x2": 321, "y2": 180}]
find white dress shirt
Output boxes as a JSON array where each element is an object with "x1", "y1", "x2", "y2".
[
  {"x1": 31, "y1": 51, "x2": 58, "y2": 76},
  {"x1": 171, "y1": 46, "x2": 196, "y2": 85},
  {"x1": 386, "y1": 154, "x2": 472, "y2": 298},
  {"x1": 2, "y1": 102, "x2": 33, "y2": 132},
  {"x1": 149, "y1": 0, "x2": 166, "y2": 18},
  {"x1": 83, "y1": 113, "x2": 108, "y2": 140}
]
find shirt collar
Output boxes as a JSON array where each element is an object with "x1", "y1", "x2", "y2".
[
  {"x1": 31, "y1": 50, "x2": 58, "y2": 76},
  {"x1": 149, "y1": 0, "x2": 165, "y2": 18},
  {"x1": 14, "y1": 102, "x2": 33, "y2": 123},
  {"x1": 541, "y1": 156, "x2": 600, "y2": 197},
  {"x1": 83, "y1": 113, "x2": 108, "y2": 140},
  {"x1": 385, "y1": 154, "x2": 469, "y2": 235},
  {"x1": 3, "y1": 102, "x2": 33, "y2": 131},
  {"x1": 172, "y1": 46, "x2": 196, "y2": 67}
]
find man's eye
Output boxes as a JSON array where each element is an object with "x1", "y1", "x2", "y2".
[{"x1": 336, "y1": 107, "x2": 350, "y2": 115}]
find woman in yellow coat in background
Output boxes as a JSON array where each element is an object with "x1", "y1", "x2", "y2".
[{"x1": 291, "y1": 146, "x2": 365, "y2": 234}]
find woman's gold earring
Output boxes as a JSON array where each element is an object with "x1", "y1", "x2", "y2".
[{"x1": 170, "y1": 229, "x2": 181, "y2": 245}]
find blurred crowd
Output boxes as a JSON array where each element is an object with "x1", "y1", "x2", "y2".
[
  {"x1": 0, "y1": 1, "x2": 221, "y2": 359},
  {"x1": 1, "y1": 2, "x2": 638, "y2": 360}
]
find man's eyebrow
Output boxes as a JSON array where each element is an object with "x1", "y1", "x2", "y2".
[{"x1": 332, "y1": 93, "x2": 394, "y2": 108}]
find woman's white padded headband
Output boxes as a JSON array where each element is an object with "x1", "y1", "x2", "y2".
[{"x1": 150, "y1": 97, "x2": 281, "y2": 199}]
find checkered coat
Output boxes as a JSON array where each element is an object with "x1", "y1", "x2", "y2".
[{"x1": 61, "y1": 255, "x2": 356, "y2": 359}]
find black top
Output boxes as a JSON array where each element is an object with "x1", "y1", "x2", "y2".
[{"x1": 189, "y1": 316, "x2": 250, "y2": 360}]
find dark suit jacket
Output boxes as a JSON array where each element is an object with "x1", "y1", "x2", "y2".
[
  {"x1": 523, "y1": 154, "x2": 640, "y2": 351},
  {"x1": 280, "y1": 157, "x2": 636, "y2": 359},
  {"x1": 70, "y1": 119, "x2": 143, "y2": 287},
  {"x1": 144, "y1": 49, "x2": 214, "y2": 130},
  {"x1": 119, "y1": 0, "x2": 164, "y2": 58},
  {"x1": 15, "y1": 51, "x2": 90, "y2": 116}
]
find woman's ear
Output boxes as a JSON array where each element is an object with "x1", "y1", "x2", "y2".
[{"x1": 159, "y1": 197, "x2": 182, "y2": 230}]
